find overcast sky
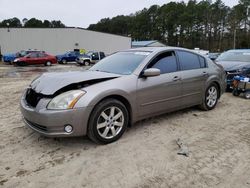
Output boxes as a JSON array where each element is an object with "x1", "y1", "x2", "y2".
[{"x1": 0, "y1": 0, "x2": 239, "y2": 28}]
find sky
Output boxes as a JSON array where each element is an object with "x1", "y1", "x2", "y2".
[{"x1": 0, "y1": 0, "x2": 239, "y2": 28}]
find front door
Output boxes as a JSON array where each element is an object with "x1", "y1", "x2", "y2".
[{"x1": 26, "y1": 53, "x2": 40, "y2": 65}]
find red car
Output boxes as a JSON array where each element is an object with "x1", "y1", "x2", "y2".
[{"x1": 13, "y1": 52, "x2": 57, "y2": 66}]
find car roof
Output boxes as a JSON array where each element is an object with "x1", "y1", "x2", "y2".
[
  {"x1": 226, "y1": 49, "x2": 250, "y2": 53},
  {"x1": 126, "y1": 46, "x2": 203, "y2": 55}
]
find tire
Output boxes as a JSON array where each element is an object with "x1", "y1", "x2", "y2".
[
  {"x1": 244, "y1": 91, "x2": 250, "y2": 99},
  {"x1": 62, "y1": 59, "x2": 67, "y2": 64},
  {"x1": 84, "y1": 60, "x2": 90, "y2": 66},
  {"x1": 200, "y1": 83, "x2": 219, "y2": 111},
  {"x1": 45, "y1": 61, "x2": 52, "y2": 66},
  {"x1": 88, "y1": 99, "x2": 129, "y2": 144},
  {"x1": 232, "y1": 89, "x2": 240, "y2": 96},
  {"x1": 16, "y1": 61, "x2": 27, "y2": 66}
]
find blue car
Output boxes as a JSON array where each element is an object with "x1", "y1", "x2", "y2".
[
  {"x1": 56, "y1": 51, "x2": 81, "y2": 64},
  {"x1": 3, "y1": 53, "x2": 16, "y2": 63},
  {"x1": 3, "y1": 50, "x2": 44, "y2": 63}
]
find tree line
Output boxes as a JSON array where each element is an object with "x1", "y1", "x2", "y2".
[
  {"x1": 88, "y1": 0, "x2": 250, "y2": 52},
  {"x1": 1, "y1": 0, "x2": 249, "y2": 52},
  {"x1": 0, "y1": 17, "x2": 65, "y2": 28}
]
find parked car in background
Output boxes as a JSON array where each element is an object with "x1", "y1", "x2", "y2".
[
  {"x1": 56, "y1": 51, "x2": 81, "y2": 64},
  {"x1": 76, "y1": 51, "x2": 106, "y2": 66},
  {"x1": 13, "y1": 52, "x2": 57, "y2": 66},
  {"x1": 216, "y1": 49, "x2": 250, "y2": 88},
  {"x1": 20, "y1": 47, "x2": 225, "y2": 144},
  {"x1": 3, "y1": 53, "x2": 16, "y2": 63},
  {"x1": 208, "y1": 53, "x2": 220, "y2": 61},
  {"x1": 3, "y1": 50, "x2": 45, "y2": 63}
]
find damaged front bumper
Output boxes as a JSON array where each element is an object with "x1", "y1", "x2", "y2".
[{"x1": 20, "y1": 92, "x2": 92, "y2": 137}]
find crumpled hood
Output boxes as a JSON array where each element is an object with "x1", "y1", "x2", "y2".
[
  {"x1": 216, "y1": 60, "x2": 250, "y2": 71},
  {"x1": 30, "y1": 70, "x2": 120, "y2": 95}
]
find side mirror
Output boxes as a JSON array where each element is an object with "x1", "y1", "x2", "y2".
[
  {"x1": 26, "y1": 56, "x2": 30, "y2": 58},
  {"x1": 143, "y1": 68, "x2": 161, "y2": 77}
]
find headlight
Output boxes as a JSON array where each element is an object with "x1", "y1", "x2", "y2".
[
  {"x1": 47, "y1": 90, "x2": 86, "y2": 110},
  {"x1": 14, "y1": 58, "x2": 19, "y2": 62}
]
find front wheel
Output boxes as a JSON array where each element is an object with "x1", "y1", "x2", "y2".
[
  {"x1": 232, "y1": 89, "x2": 240, "y2": 96},
  {"x1": 200, "y1": 83, "x2": 219, "y2": 111},
  {"x1": 16, "y1": 61, "x2": 27, "y2": 66},
  {"x1": 88, "y1": 99, "x2": 129, "y2": 144}
]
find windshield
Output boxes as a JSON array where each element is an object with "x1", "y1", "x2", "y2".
[
  {"x1": 89, "y1": 51, "x2": 151, "y2": 75},
  {"x1": 19, "y1": 51, "x2": 27, "y2": 57},
  {"x1": 217, "y1": 51, "x2": 250, "y2": 62}
]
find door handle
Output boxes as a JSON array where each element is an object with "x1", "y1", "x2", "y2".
[
  {"x1": 172, "y1": 76, "x2": 181, "y2": 81},
  {"x1": 202, "y1": 72, "x2": 208, "y2": 76}
]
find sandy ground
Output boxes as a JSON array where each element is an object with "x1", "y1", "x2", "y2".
[{"x1": 0, "y1": 64, "x2": 250, "y2": 188}]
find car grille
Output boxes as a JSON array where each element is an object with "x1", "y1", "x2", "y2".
[
  {"x1": 25, "y1": 118, "x2": 48, "y2": 132},
  {"x1": 25, "y1": 88, "x2": 43, "y2": 108}
]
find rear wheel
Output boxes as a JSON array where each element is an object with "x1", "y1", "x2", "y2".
[
  {"x1": 244, "y1": 91, "x2": 250, "y2": 99},
  {"x1": 84, "y1": 60, "x2": 90, "y2": 66},
  {"x1": 45, "y1": 61, "x2": 52, "y2": 66},
  {"x1": 62, "y1": 59, "x2": 67, "y2": 64},
  {"x1": 200, "y1": 83, "x2": 219, "y2": 111},
  {"x1": 88, "y1": 99, "x2": 128, "y2": 144}
]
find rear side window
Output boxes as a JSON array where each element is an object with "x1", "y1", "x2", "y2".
[
  {"x1": 177, "y1": 51, "x2": 201, "y2": 70},
  {"x1": 38, "y1": 53, "x2": 47, "y2": 57},
  {"x1": 199, "y1": 56, "x2": 207, "y2": 68},
  {"x1": 149, "y1": 51, "x2": 178, "y2": 74}
]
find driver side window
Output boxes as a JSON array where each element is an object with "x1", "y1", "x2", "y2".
[{"x1": 148, "y1": 51, "x2": 178, "y2": 74}]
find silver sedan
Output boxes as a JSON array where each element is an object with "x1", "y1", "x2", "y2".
[{"x1": 20, "y1": 47, "x2": 226, "y2": 144}]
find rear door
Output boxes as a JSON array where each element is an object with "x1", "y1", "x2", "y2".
[
  {"x1": 176, "y1": 50, "x2": 208, "y2": 107},
  {"x1": 38, "y1": 53, "x2": 47, "y2": 64},
  {"x1": 136, "y1": 51, "x2": 182, "y2": 118}
]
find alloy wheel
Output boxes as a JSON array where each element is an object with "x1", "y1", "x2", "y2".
[
  {"x1": 96, "y1": 106, "x2": 124, "y2": 139},
  {"x1": 206, "y1": 86, "x2": 218, "y2": 108}
]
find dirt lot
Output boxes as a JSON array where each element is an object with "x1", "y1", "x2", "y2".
[{"x1": 0, "y1": 63, "x2": 250, "y2": 188}]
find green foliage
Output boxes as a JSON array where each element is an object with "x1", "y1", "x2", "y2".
[
  {"x1": 0, "y1": 18, "x2": 65, "y2": 28},
  {"x1": 87, "y1": 0, "x2": 250, "y2": 51},
  {"x1": 0, "y1": 17, "x2": 22, "y2": 27}
]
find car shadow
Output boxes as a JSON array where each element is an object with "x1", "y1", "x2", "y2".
[{"x1": 26, "y1": 106, "x2": 202, "y2": 149}]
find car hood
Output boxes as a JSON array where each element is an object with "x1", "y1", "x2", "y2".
[
  {"x1": 216, "y1": 60, "x2": 250, "y2": 71},
  {"x1": 16, "y1": 57, "x2": 27, "y2": 61},
  {"x1": 30, "y1": 70, "x2": 120, "y2": 95}
]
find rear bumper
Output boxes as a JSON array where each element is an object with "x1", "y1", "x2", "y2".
[{"x1": 20, "y1": 92, "x2": 92, "y2": 137}]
